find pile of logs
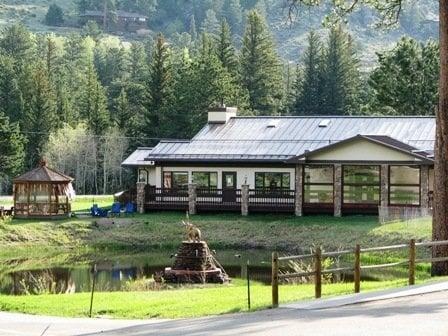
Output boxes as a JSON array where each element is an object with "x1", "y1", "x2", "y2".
[{"x1": 164, "y1": 241, "x2": 229, "y2": 284}]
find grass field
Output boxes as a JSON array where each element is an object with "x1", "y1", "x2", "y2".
[
  {"x1": 0, "y1": 210, "x2": 431, "y2": 252},
  {"x1": 0, "y1": 277, "x2": 445, "y2": 319}
]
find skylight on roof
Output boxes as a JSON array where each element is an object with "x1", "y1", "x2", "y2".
[
  {"x1": 318, "y1": 119, "x2": 331, "y2": 128},
  {"x1": 267, "y1": 119, "x2": 279, "y2": 128}
]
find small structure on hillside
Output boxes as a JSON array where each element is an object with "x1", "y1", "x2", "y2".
[
  {"x1": 79, "y1": 10, "x2": 148, "y2": 32},
  {"x1": 163, "y1": 216, "x2": 229, "y2": 284},
  {"x1": 13, "y1": 161, "x2": 75, "y2": 219}
]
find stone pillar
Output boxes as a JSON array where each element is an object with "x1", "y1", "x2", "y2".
[
  {"x1": 334, "y1": 164, "x2": 342, "y2": 217},
  {"x1": 136, "y1": 182, "x2": 146, "y2": 214},
  {"x1": 188, "y1": 183, "x2": 197, "y2": 215},
  {"x1": 381, "y1": 164, "x2": 389, "y2": 208},
  {"x1": 241, "y1": 184, "x2": 250, "y2": 216},
  {"x1": 421, "y1": 165, "x2": 430, "y2": 209},
  {"x1": 295, "y1": 164, "x2": 303, "y2": 217}
]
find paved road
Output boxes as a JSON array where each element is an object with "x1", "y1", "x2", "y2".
[{"x1": 1, "y1": 290, "x2": 448, "y2": 336}]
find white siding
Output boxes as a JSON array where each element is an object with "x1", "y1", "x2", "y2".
[
  {"x1": 140, "y1": 166, "x2": 296, "y2": 189},
  {"x1": 309, "y1": 138, "x2": 422, "y2": 162}
]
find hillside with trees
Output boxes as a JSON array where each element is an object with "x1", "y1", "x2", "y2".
[
  {"x1": 0, "y1": 0, "x2": 439, "y2": 64},
  {"x1": 0, "y1": 1, "x2": 440, "y2": 195}
]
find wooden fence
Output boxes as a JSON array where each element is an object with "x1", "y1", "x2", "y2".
[{"x1": 271, "y1": 239, "x2": 448, "y2": 308}]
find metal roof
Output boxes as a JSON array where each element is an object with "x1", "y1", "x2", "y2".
[
  {"x1": 121, "y1": 147, "x2": 154, "y2": 166},
  {"x1": 122, "y1": 116, "x2": 436, "y2": 165}
]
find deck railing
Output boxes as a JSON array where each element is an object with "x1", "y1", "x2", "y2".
[
  {"x1": 249, "y1": 189, "x2": 295, "y2": 212},
  {"x1": 196, "y1": 188, "x2": 241, "y2": 211},
  {"x1": 144, "y1": 187, "x2": 189, "y2": 210},
  {"x1": 271, "y1": 239, "x2": 448, "y2": 308}
]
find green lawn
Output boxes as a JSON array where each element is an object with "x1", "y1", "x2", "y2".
[
  {"x1": 0, "y1": 203, "x2": 432, "y2": 252},
  {"x1": 0, "y1": 277, "x2": 444, "y2": 319}
]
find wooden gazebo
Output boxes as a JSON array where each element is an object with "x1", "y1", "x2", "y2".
[{"x1": 13, "y1": 161, "x2": 74, "y2": 219}]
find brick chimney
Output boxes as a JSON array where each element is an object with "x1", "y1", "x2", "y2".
[{"x1": 207, "y1": 104, "x2": 237, "y2": 124}]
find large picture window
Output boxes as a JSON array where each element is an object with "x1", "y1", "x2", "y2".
[
  {"x1": 389, "y1": 166, "x2": 420, "y2": 205},
  {"x1": 304, "y1": 165, "x2": 333, "y2": 204},
  {"x1": 343, "y1": 166, "x2": 380, "y2": 204},
  {"x1": 163, "y1": 171, "x2": 188, "y2": 189},
  {"x1": 255, "y1": 172, "x2": 290, "y2": 190},
  {"x1": 192, "y1": 172, "x2": 218, "y2": 188}
]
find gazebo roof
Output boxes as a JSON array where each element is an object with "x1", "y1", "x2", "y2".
[{"x1": 13, "y1": 161, "x2": 74, "y2": 183}]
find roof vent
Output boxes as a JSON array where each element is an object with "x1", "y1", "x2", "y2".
[
  {"x1": 318, "y1": 119, "x2": 331, "y2": 128},
  {"x1": 267, "y1": 119, "x2": 279, "y2": 128}
]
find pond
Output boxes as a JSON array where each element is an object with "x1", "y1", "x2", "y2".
[
  {"x1": 0, "y1": 249, "x2": 274, "y2": 295},
  {"x1": 0, "y1": 247, "x2": 417, "y2": 296}
]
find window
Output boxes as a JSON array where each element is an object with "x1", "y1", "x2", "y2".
[
  {"x1": 304, "y1": 165, "x2": 333, "y2": 204},
  {"x1": 255, "y1": 172, "x2": 290, "y2": 190},
  {"x1": 163, "y1": 171, "x2": 188, "y2": 189},
  {"x1": 343, "y1": 166, "x2": 380, "y2": 204},
  {"x1": 138, "y1": 169, "x2": 148, "y2": 184},
  {"x1": 389, "y1": 166, "x2": 420, "y2": 205},
  {"x1": 192, "y1": 172, "x2": 218, "y2": 188}
]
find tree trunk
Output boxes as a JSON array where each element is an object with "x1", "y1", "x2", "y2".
[{"x1": 432, "y1": 0, "x2": 448, "y2": 275}]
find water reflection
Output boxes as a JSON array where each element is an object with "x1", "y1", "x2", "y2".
[
  {"x1": 0, "y1": 249, "x2": 273, "y2": 295},
  {"x1": 0, "y1": 249, "x2": 412, "y2": 296}
]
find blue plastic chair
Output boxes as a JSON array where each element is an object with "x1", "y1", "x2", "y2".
[
  {"x1": 124, "y1": 202, "x2": 135, "y2": 216},
  {"x1": 110, "y1": 202, "x2": 121, "y2": 217},
  {"x1": 91, "y1": 204, "x2": 108, "y2": 217}
]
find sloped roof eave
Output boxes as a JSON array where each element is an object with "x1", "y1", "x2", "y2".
[{"x1": 286, "y1": 135, "x2": 434, "y2": 164}]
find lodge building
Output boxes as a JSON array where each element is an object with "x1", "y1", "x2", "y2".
[
  {"x1": 122, "y1": 106, "x2": 435, "y2": 216},
  {"x1": 79, "y1": 10, "x2": 148, "y2": 32}
]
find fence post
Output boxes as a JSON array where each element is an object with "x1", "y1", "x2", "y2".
[
  {"x1": 354, "y1": 244, "x2": 361, "y2": 293},
  {"x1": 409, "y1": 239, "x2": 416, "y2": 286},
  {"x1": 294, "y1": 164, "x2": 303, "y2": 217},
  {"x1": 241, "y1": 184, "x2": 249, "y2": 216},
  {"x1": 136, "y1": 182, "x2": 146, "y2": 214},
  {"x1": 333, "y1": 165, "x2": 342, "y2": 217},
  {"x1": 188, "y1": 183, "x2": 197, "y2": 215},
  {"x1": 315, "y1": 247, "x2": 322, "y2": 299},
  {"x1": 272, "y1": 252, "x2": 279, "y2": 308}
]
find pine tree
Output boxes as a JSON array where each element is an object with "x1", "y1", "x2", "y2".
[
  {"x1": 129, "y1": 42, "x2": 148, "y2": 83},
  {"x1": 43, "y1": 36, "x2": 60, "y2": 83},
  {"x1": 189, "y1": 15, "x2": 198, "y2": 41},
  {"x1": 292, "y1": 31, "x2": 325, "y2": 115},
  {"x1": 22, "y1": 64, "x2": 57, "y2": 167},
  {"x1": 172, "y1": 48, "x2": 195, "y2": 138},
  {"x1": 114, "y1": 88, "x2": 130, "y2": 130},
  {"x1": 321, "y1": 26, "x2": 360, "y2": 115},
  {"x1": 0, "y1": 112, "x2": 25, "y2": 191},
  {"x1": 45, "y1": 4, "x2": 64, "y2": 26},
  {"x1": 79, "y1": 63, "x2": 110, "y2": 136},
  {"x1": 240, "y1": 10, "x2": 283, "y2": 114},
  {"x1": 0, "y1": 54, "x2": 23, "y2": 124},
  {"x1": 186, "y1": 33, "x2": 247, "y2": 133},
  {"x1": 0, "y1": 24, "x2": 34, "y2": 70},
  {"x1": 215, "y1": 18, "x2": 238, "y2": 75},
  {"x1": 146, "y1": 33, "x2": 175, "y2": 138},
  {"x1": 201, "y1": 9, "x2": 220, "y2": 36}
]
